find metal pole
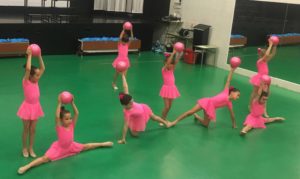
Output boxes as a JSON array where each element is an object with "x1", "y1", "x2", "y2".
[{"x1": 282, "y1": 4, "x2": 289, "y2": 34}]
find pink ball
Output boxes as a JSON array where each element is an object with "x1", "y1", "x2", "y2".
[
  {"x1": 116, "y1": 61, "x2": 128, "y2": 72},
  {"x1": 270, "y1": 36, "x2": 280, "y2": 46},
  {"x1": 261, "y1": 75, "x2": 271, "y2": 85},
  {"x1": 60, "y1": 91, "x2": 73, "y2": 104},
  {"x1": 230, "y1": 57, "x2": 241, "y2": 68},
  {"x1": 29, "y1": 44, "x2": 41, "y2": 56},
  {"x1": 174, "y1": 42, "x2": 185, "y2": 52},
  {"x1": 123, "y1": 22, "x2": 132, "y2": 30}
]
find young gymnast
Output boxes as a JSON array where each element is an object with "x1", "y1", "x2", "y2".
[
  {"x1": 159, "y1": 49, "x2": 182, "y2": 125},
  {"x1": 241, "y1": 81, "x2": 285, "y2": 135},
  {"x1": 170, "y1": 67, "x2": 240, "y2": 128},
  {"x1": 249, "y1": 38, "x2": 277, "y2": 114},
  {"x1": 112, "y1": 28, "x2": 134, "y2": 90},
  {"x1": 17, "y1": 47, "x2": 45, "y2": 158},
  {"x1": 17, "y1": 96, "x2": 113, "y2": 174},
  {"x1": 118, "y1": 73, "x2": 171, "y2": 144}
]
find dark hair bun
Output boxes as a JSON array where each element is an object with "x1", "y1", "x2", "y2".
[
  {"x1": 60, "y1": 106, "x2": 65, "y2": 111},
  {"x1": 119, "y1": 92, "x2": 132, "y2": 105}
]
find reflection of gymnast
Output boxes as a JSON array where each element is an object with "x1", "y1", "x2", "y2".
[
  {"x1": 18, "y1": 96, "x2": 113, "y2": 174},
  {"x1": 112, "y1": 28, "x2": 134, "y2": 90},
  {"x1": 241, "y1": 81, "x2": 285, "y2": 136},
  {"x1": 249, "y1": 39, "x2": 277, "y2": 116},
  {"x1": 170, "y1": 67, "x2": 240, "y2": 128}
]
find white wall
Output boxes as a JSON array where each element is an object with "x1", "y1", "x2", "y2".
[
  {"x1": 180, "y1": 0, "x2": 236, "y2": 68},
  {"x1": 0, "y1": 0, "x2": 23, "y2": 6}
]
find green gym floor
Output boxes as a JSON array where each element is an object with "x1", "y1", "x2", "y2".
[
  {"x1": 228, "y1": 45, "x2": 300, "y2": 84},
  {"x1": 1, "y1": 52, "x2": 300, "y2": 179}
]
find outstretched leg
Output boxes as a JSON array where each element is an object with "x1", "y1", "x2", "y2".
[
  {"x1": 170, "y1": 104, "x2": 202, "y2": 126},
  {"x1": 151, "y1": 114, "x2": 171, "y2": 128},
  {"x1": 82, "y1": 142, "x2": 113, "y2": 151},
  {"x1": 240, "y1": 125, "x2": 253, "y2": 136},
  {"x1": 265, "y1": 117, "x2": 285, "y2": 123},
  {"x1": 18, "y1": 155, "x2": 50, "y2": 175}
]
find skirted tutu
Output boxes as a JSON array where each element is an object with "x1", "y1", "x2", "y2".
[
  {"x1": 250, "y1": 73, "x2": 263, "y2": 87},
  {"x1": 45, "y1": 141, "x2": 84, "y2": 161},
  {"x1": 17, "y1": 101, "x2": 44, "y2": 120},
  {"x1": 112, "y1": 56, "x2": 130, "y2": 69},
  {"x1": 159, "y1": 85, "x2": 180, "y2": 99},
  {"x1": 197, "y1": 98, "x2": 216, "y2": 121},
  {"x1": 126, "y1": 104, "x2": 153, "y2": 132},
  {"x1": 243, "y1": 114, "x2": 267, "y2": 128}
]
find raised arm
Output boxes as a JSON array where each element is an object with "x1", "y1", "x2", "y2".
[
  {"x1": 262, "y1": 39, "x2": 274, "y2": 62},
  {"x1": 55, "y1": 96, "x2": 62, "y2": 126},
  {"x1": 119, "y1": 29, "x2": 125, "y2": 40},
  {"x1": 71, "y1": 99, "x2": 79, "y2": 126},
  {"x1": 174, "y1": 51, "x2": 183, "y2": 65},
  {"x1": 130, "y1": 28, "x2": 134, "y2": 39},
  {"x1": 128, "y1": 29, "x2": 134, "y2": 46},
  {"x1": 268, "y1": 45, "x2": 277, "y2": 60},
  {"x1": 257, "y1": 80, "x2": 270, "y2": 97},
  {"x1": 257, "y1": 82, "x2": 264, "y2": 97},
  {"x1": 122, "y1": 73, "x2": 129, "y2": 94},
  {"x1": 24, "y1": 48, "x2": 32, "y2": 80},
  {"x1": 37, "y1": 54, "x2": 45, "y2": 76},
  {"x1": 224, "y1": 67, "x2": 235, "y2": 90},
  {"x1": 164, "y1": 50, "x2": 176, "y2": 70}
]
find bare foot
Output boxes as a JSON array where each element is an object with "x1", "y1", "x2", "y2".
[
  {"x1": 240, "y1": 131, "x2": 247, "y2": 136},
  {"x1": 159, "y1": 123, "x2": 164, "y2": 127},
  {"x1": 102, "y1": 142, "x2": 114, "y2": 147},
  {"x1": 276, "y1": 117, "x2": 285, "y2": 121},
  {"x1": 29, "y1": 149, "x2": 37, "y2": 158},
  {"x1": 18, "y1": 166, "x2": 28, "y2": 175},
  {"x1": 118, "y1": 139, "x2": 126, "y2": 144},
  {"x1": 165, "y1": 121, "x2": 172, "y2": 128},
  {"x1": 22, "y1": 148, "x2": 29, "y2": 158}
]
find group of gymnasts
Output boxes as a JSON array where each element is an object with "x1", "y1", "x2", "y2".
[{"x1": 17, "y1": 26, "x2": 284, "y2": 174}]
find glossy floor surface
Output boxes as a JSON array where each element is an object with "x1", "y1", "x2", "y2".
[{"x1": 0, "y1": 52, "x2": 299, "y2": 179}]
